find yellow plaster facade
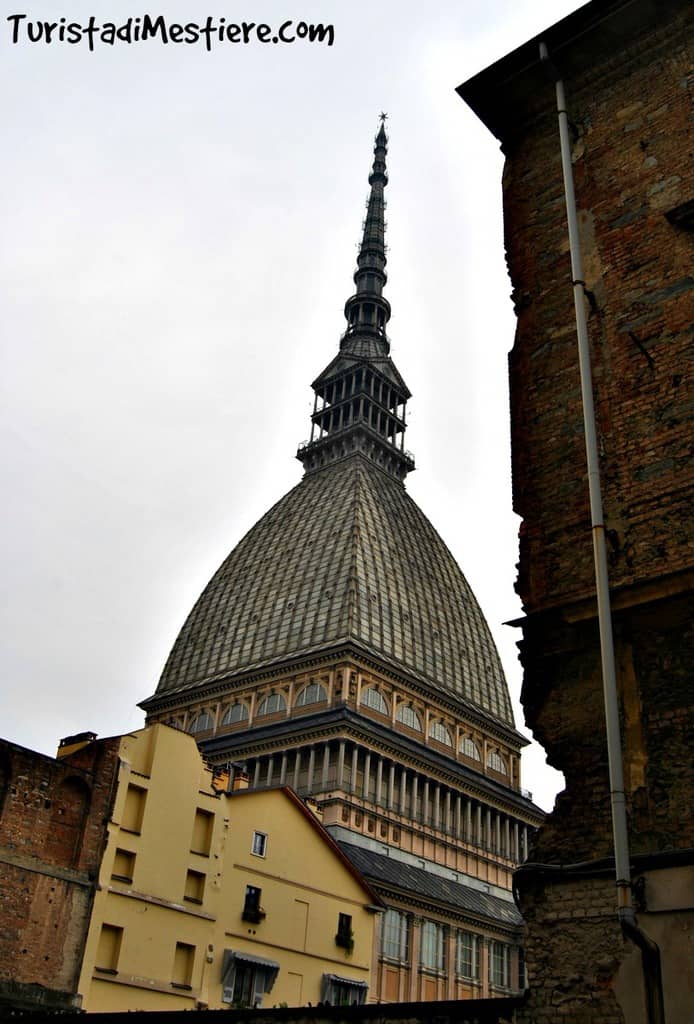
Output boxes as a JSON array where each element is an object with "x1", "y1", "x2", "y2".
[{"x1": 77, "y1": 724, "x2": 381, "y2": 1011}]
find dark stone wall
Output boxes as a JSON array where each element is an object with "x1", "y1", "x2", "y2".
[
  {"x1": 484, "y1": 2, "x2": 694, "y2": 1021},
  {"x1": 505, "y1": 13, "x2": 692, "y2": 615},
  {"x1": 0, "y1": 736, "x2": 120, "y2": 1009}
]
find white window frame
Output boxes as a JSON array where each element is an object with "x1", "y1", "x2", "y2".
[
  {"x1": 420, "y1": 920, "x2": 446, "y2": 971},
  {"x1": 256, "y1": 693, "x2": 286, "y2": 716},
  {"x1": 456, "y1": 930, "x2": 480, "y2": 980},
  {"x1": 221, "y1": 702, "x2": 249, "y2": 726},
  {"x1": 251, "y1": 831, "x2": 267, "y2": 858},
  {"x1": 189, "y1": 711, "x2": 213, "y2": 734},
  {"x1": 460, "y1": 735, "x2": 482, "y2": 760},
  {"x1": 360, "y1": 687, "x2": 389, "y2": 715},
  {"x1": 429, "y1": 721, "x2": 453, "y2": 747},
  {"x1": 295, "y1": 682, "x2": 327, "y2": 707},
  {"x1": 490, "y1": 940, "x2": 511, "y2": 989},
  {"x1": 396, "y1": 704, "x2": 422, "y2": 730}
]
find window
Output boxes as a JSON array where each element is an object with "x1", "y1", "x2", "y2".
[
  {"x1": 360, "y1": 687, "x2": 388, "y2": 715},
  {"x1": 242, "y1": 885, "x2": 265, "y2": 923},
  {"x1": 396, "y1": 704, "x2": 422, "y2": 730},
  {"x1": 221, "y1": 702, "x2": 249, "y2": 726},
  {"x1": 518, "y1": 946, "x2": 527, "y2": 991},
  {"x1": 321, "y1": 974, "x2": 368, "y2": 1006},
  {"x1": 251, "y1": 831, "x2": 267, "y2": 858},
  {"x1": 335, "y1": 912, "x2": 353, "y2": 950},
  {"x1": 490, "y1": 941, "x2": 511, "y2": 989},
  {"x1": 420, "y1": 920, "x2": 446, "y2": 971},
  {"x1": 487, "y1": 750, "x2": 508, "y2": 775},
  {"x1": 256, "y1": 693, "x2": 286, "y2": 716},
  {"x1": 95, "y1": 924, "x2": 123, "y2": 974},
  {"x1": 222, "y1": 950, "x2": 280, "y2": 1008},
  {"x1": 429, "y1": 721, "x2": 453, "y2": 747},
  {"x1": 184, "y1": 869, "x2": 205, "y2": 904},
  {"x1": 121, "y1": 784, "x2": 146, "y2": 834},
  {"x1": 172, "y1": 942, "x2": 195, "y2": 989},
  {"x1": 380, "y1": 909, "x2": 409, "y2": 962},
  {"x1": 229, "y1": 961, "x2": 255, "y2": 1007},
  {"x1": 189, "y1": 711, "x2": 213, "y2": 734},
  {"x1": 460, "y1": 736, "x2": 481, "y2": 761},
  {"x1": 111, "y1": 848, "x2": 135, "y2": 884},
  {"x1": 456, "y1": 931, "x2": 480, "y2": 979},
  {"x1": 190, "y1": 808, "x2": 213, "y2": 855},
  {"x1": 295, "y1": 682, "x2": 327, "y2": 707}
]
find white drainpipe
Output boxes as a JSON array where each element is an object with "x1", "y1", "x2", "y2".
[{"x1": 539, "y1": 40, "x2": 665, "y2": 1024}]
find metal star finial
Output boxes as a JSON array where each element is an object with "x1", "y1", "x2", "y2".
[{"x1": 379, "y1": 112, "x2": 388, "y2": 123}]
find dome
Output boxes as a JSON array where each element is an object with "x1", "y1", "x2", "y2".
[
  {"x1": 155, "y1": 454, "x2": 514, "y2": 726},
  {"x1": 149, "y1": 123, "x2": 514, "y2": 730}
]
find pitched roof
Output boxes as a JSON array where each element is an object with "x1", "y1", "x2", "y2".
[{"x1": 337, "y1": 841, "x2": 522, "y2": 927}]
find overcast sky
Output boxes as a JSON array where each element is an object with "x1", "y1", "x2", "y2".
[{"x1": 1, "y1": 1, "x2": 586, "y2": 811}]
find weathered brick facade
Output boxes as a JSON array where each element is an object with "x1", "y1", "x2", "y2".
[
  {"x1": 459, "y1": 1, "x2": 693, "y2": 1021},
  {"x1": 0, "y1": 735, "x2": 120, "y2": 1010}
]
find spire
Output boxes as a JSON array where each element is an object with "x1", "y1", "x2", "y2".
[
  {"x1": 297, "y1": 119, "x2": 415, "y2": 483},
  {"x1": 343, "y1": 115, "x2": 391, "y2": 351}
]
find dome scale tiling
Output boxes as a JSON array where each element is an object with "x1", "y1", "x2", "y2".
[
  {"x1": 154, "y1": 457, "x2": 513, "y2": 726},
  {"x1": 146, "y1": 120, "x2": 515, "y2": 729}
]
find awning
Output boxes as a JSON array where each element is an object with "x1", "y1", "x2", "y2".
[
  {"x1": 222, "y1": 949, "x2": 280, "y2": 1006},
  {"x1": 321, "y1": 973, "x2": 368, "y2": 1005},
  {"x1": 223, "y1": 950, "x2": 280, "y2": 974},
  {"x1": 323, "y1": 974, "x2": 368, "y2": 988}
]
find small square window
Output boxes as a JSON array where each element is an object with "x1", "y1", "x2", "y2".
[
  {"x1": 184, "y1": 869, "x2": 206, "y2": 904},
  {"x1": 95, "y1": 924, "x2": 123, "y2": 974},
  {"x1": 172, "y1": 941, "x2": 195, "y2": 989},
  {"x1": 191, "y1": 809, "x2": 214, "y2": 856},
  {"x1": 252, "y1": 831, "x2": 267, "y2": 857},
  {"x1": 111, "y1": 848, "x2": 135, "y2": 884}
]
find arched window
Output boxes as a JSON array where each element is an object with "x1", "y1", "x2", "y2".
[
  {"x1": 396, "y1": 704, "x2": 422, "y2": 731},
  {"x1": 429, "y1": 721, "x2": 453, "y2": 747},
  {"x1": 360, "y1": 687, "x2": 389, "y2": 716},
  {"x1": 189, "y1": 711, "x2": 213, "y2": 734},
  {"x1": 256, "y1": 693, "x2": 286, "y2": 716},
  {"x1": 221, "y1": 702, "x2": 249, "y2": 727},
  {"x1": 487, "y1": 750, "x2": 508, "y2": 775},
  {"x1": 460, "y1": 736, "x2": 481, "y2": 761},
  {"x1": 295, "y1": 682, "x2": 327, "y2": 707}
]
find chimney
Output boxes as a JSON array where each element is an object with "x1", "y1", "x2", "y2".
[{"x1": 57, "y1": 731, "x2": 97, "y2": 759}]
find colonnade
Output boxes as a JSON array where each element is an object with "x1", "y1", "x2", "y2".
[
  {"x1": 310, "y1": 371, "x2": 406, "y2": 450},
  {"x1": 244, "y1": 739, "x2": 530, "y2": 862}
]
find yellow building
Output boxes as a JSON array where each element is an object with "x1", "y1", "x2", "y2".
[{"x1": 77, "y1": 724, "x2": 381, "y2": 1011}]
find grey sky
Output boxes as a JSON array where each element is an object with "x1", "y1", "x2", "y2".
[{"x1": 1, "y1": 1, "x2": 584, "y2": 809}]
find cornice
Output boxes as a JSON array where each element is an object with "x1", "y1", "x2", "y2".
[
  {"x1": 198, "y1": 707, "x2": 544, "y2": 821},
  {"x1": 142, "y1": 641, "x2": 525, "y2": 749},
  {"x1": 367, "y1": 881, "x2": 523, "y2": 938}
]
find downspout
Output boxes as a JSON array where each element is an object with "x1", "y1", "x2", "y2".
[{"x1": 538, "y1": 40, "x2": 665, "y2": 1024}]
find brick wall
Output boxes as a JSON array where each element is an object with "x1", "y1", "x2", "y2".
[
  {"x1": 505, "y1": 12, "x2": 692, "y2": 614},
  {"x1": 0, "y1": 736, "x2": 120, "y2": 1010},
  {"x1": 460, "y1": 1, "x2": 693, "y2": 1020}
]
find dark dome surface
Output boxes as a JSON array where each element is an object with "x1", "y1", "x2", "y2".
[{"x1": 156, "y1": 455, "x2": 514, "y2": 726}]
